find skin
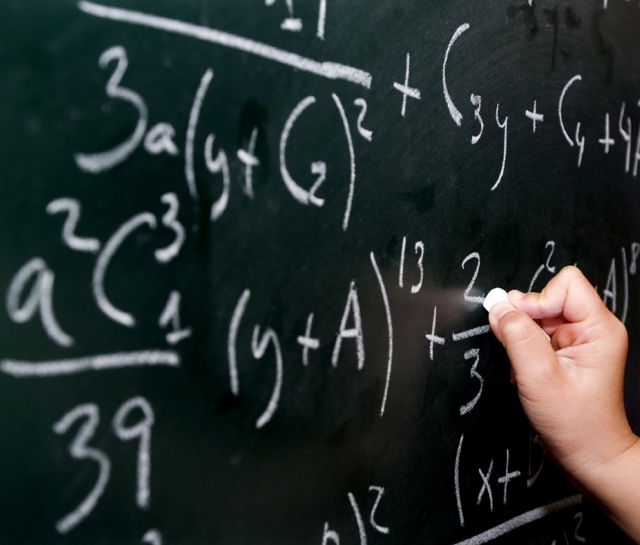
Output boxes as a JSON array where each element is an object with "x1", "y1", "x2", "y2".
[{"x1": 488, "y1": 266, "x2": 640, "y2": 543}]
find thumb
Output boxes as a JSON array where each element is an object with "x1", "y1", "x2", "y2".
[{"x1": 489, "y1": 302, "x2": 559, "y2": 384}]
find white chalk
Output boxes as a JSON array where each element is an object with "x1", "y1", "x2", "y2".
[
  {"x1": 484, "y1": 287, "x2": 550, "y2": 342},
  {"x1": 483, "y1": 288, "x2": 509, "y2": 312}
]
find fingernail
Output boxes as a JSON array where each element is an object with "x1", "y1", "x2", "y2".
[
  {"x1": 489, "y1": 301, "x2": 514, "y2": 321},
  {"x1": 509, "y1": 290, "x2": 525, "y2": 301}
]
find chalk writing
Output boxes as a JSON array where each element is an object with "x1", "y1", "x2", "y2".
[
  {"x1": 477, "y1": 460, "x2": 494, "y2": 512},
  {"x1": 112, "y1": 397, "x2": 155, "y2": 509},
  {"x1": 46, "y1": 198, "x2": 101, "y2": 254},
  {"x1": 353, "y1": 99, "x2": 373, "y2": 141},
  {"x1": 265, "y1": 0, "x2": 302, "y2": 32},
  {"x1": 144, "y1": 123, "x2": 179, "y2": 156},
  {"x1": 371, "y1": 252, "x2": 394, "y2": 417},
  {"x1": 6, "y1": 258, "x2": 74, "y2": 347},
  {"x1": 470, "y1": 94, "x2": 483, "y2": 144},
  {"x1": 451, "y1": 496, "x2": 583, "y2": 545},
  {"x1": 393, "y1": 53, "x2": 421, "y2": 118},
  {"x1": 619, "y1": 102, "x2": 632, "y2": 173},
  {"x1": 461, "y1": 252, "x2": 484, "y2": 304},
  {"x1": 54, "y1": 397, "x2": 156, "y2": 533},
  {"x1": 280, "y1": 96, "x2": 319, "y2": 206},
  {"x1": 75, "y1": 46, "x2": 148, "y2": 174},
  {"x1": 4, "y1": 4, "x2": 640, "y2": 544},
  {"x1": 332, "y1": 93, "x2": 357, "y2": 231},
  {"x1": 251, "y1": 325, "x2": 284, "y2": 429},
  {"x1": 443, "y1": 24, "x2": 470, "y2": 126},
  {"x1": 492, "y1": 104, "x2": 508, "y2": 191},
  {"x1": 331, "y1": 281, "x2": 365, "y2": 369},
  {"x1": 459, "y1": 348, "x2": 483, "y2": 415},
  {"x1": 599, "y1": 112, "x2": 615, "y2": 153},
  {"x1": 158, "y1": 292, "x2": 192, "y2": 345},
  {"x1": 237, "y1": 127, "x2": 260, "y2": 199},
  {"x1": 142, "y1": 529, "x2": 163, "y2": 545},
  {"x1": 0, "y1": 351, "x2": 180, "y2": 378},
  {"x1": 186, "y1": 69, "x2": 214, "y2": 199},
  {"x1": 368, "y1": 486, "x2": 390, "y2": 534},
  {"x1": 155, "y1": 193, "x2": 185, "y2": 263},
  {"x1": 412, "y1": 241, "x2": 425, "y2": 293},
  {"x1": 93, "y1": 212, "x2": 157, "y2": 327},
  {"x1": 558, "y1": 75, "x2": 582, "y2": 149},
  {"x1": 228, "y1": 289, "x2": 251, "y2": 395},
  {"x1": 53, "y1": 403, "x2": 111, "y2": 534},
  {"x1": 297, "y1": 313, "x2": 320, "y2": 366},
  {"x1": 425, "y1": 306, "x2": 446, "y2": 361},
  {"x1": 525, "y1": 101, "x2": 544, "y2": 133},
  {"x1": 204, "y1": 133, "x2": 231, "y2": 220},
  {"x1": 317, "y1": 0, "x2": 327, "y2": 39},
  {"x1": 78, "y1": 2, "x2": 373, "y2": 88}
]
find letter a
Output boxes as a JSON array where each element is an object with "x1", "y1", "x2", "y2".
[{"x1": 331, "y1": 281, "x2": 364, "y2": 369}]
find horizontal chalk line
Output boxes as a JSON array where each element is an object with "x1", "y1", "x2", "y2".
[
  {"x1": 452, "y1": 494, "x2": 583, "y2": 545},
  {"x1": 0, "y1": 350, "x2": 180, "y2": 377},
  {"x1": 452, "y1": 325, "x2": 491, "y2": 341},
  {"x1": 78, "y1": 1, "x2": 373, "y2": 89}
]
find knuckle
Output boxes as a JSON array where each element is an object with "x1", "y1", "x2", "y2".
[
  {"x1": 558, "y1": 265, "x2": 583, "y2": 282},
  {"x1": 500, "y1": 311, "x2": 534, "y2": 341}
]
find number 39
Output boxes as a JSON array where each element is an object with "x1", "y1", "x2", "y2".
[{"x1": 53, "y1": 396, "x2": 155, "y2": 534}]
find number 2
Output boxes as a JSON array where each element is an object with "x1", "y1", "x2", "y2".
[
  {"x1": 46, "y1": 198, "x2": 101, "y2": 253},
  {"x1": 462, "y1": 252, "x2": 484, "y2": 304},
  {"x1": 354, "y1": 98, "x2": 373, "y2": 141}
]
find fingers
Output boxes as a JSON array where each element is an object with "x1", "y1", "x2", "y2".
[
  {"x1": 489, "y1": 302, "x2": 559, "y2": 382},
  {"x1": 507, "y1": 266, "x2": 608, "y2": 324}
]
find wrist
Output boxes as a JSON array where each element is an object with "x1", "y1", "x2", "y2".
[
  {"x1": 563, "y1": 426, "x2": 638, "y2": 485},
  {"x1": 569, "y1": 434, "x2": 640, "y2": 538}
]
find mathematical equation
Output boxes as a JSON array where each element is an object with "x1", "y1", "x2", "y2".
[{"x1": 2, "y1": 1, "x2": 639, "y2": 544}]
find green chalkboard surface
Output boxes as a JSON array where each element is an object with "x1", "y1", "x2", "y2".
[{"x1": 1, "y1": 0, "x2": 639, "y2": 543}]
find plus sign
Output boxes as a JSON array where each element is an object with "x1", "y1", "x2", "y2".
[
  {"x1": 525, "y1": 100, "x2": 544, "y2": 133},
  {"x1": 497, "y1": 449, "x2": 521, "y2": 505},
  {"x1": 598, "y1": 113, "x2": 615, "y2": 154},
  {"x1": 297, "y1": 313, "x2": 320, "y2": 366},
  {"x1": 393, "y1": 53, "x2": 421, "y2": 117},
  {"x1": 425, "y1": 306, "x2": 445, "y2": 361},
  {"x1": 237, "y1": 127, "x2": 260, "y2": 199}
]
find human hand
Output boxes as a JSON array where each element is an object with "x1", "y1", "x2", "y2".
[{"x1": 487, "y1": 266, "x2": 636, "y2": 486}]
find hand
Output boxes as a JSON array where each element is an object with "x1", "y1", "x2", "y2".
[{"x1": 488, "y1": 266, "x2": 640, "y2": 542}]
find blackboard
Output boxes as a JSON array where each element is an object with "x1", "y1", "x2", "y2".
[{"x1": 1, "y1": 0, "x2": 639, "y2": 543}]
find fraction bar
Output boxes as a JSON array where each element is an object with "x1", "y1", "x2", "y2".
[
  {"x1": 78, "y1": 1, "x2": 373, "y2": 89},
  {"x1": 0, "y1": 350, "x2": 180, "y2": 378},
  {"x1": 451, "y1": 494, "x2": 583, "y2": 545},
  {"x1": 452, "y1": 325, "x2": 491, "y2": 341}
]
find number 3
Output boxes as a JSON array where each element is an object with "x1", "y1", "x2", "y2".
[
  {"x1": 155, "y1": 193, "x2": 185, "y2": 263},
  {"x1": 75, "y1": 46, "x2": 148, "y2": 174},
  {"x1": 53, "y1": 404, "x2": 111, "y2": 534},
  {"x1": 459, "y1": 348, "x2": 484, "y2": 415}
]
